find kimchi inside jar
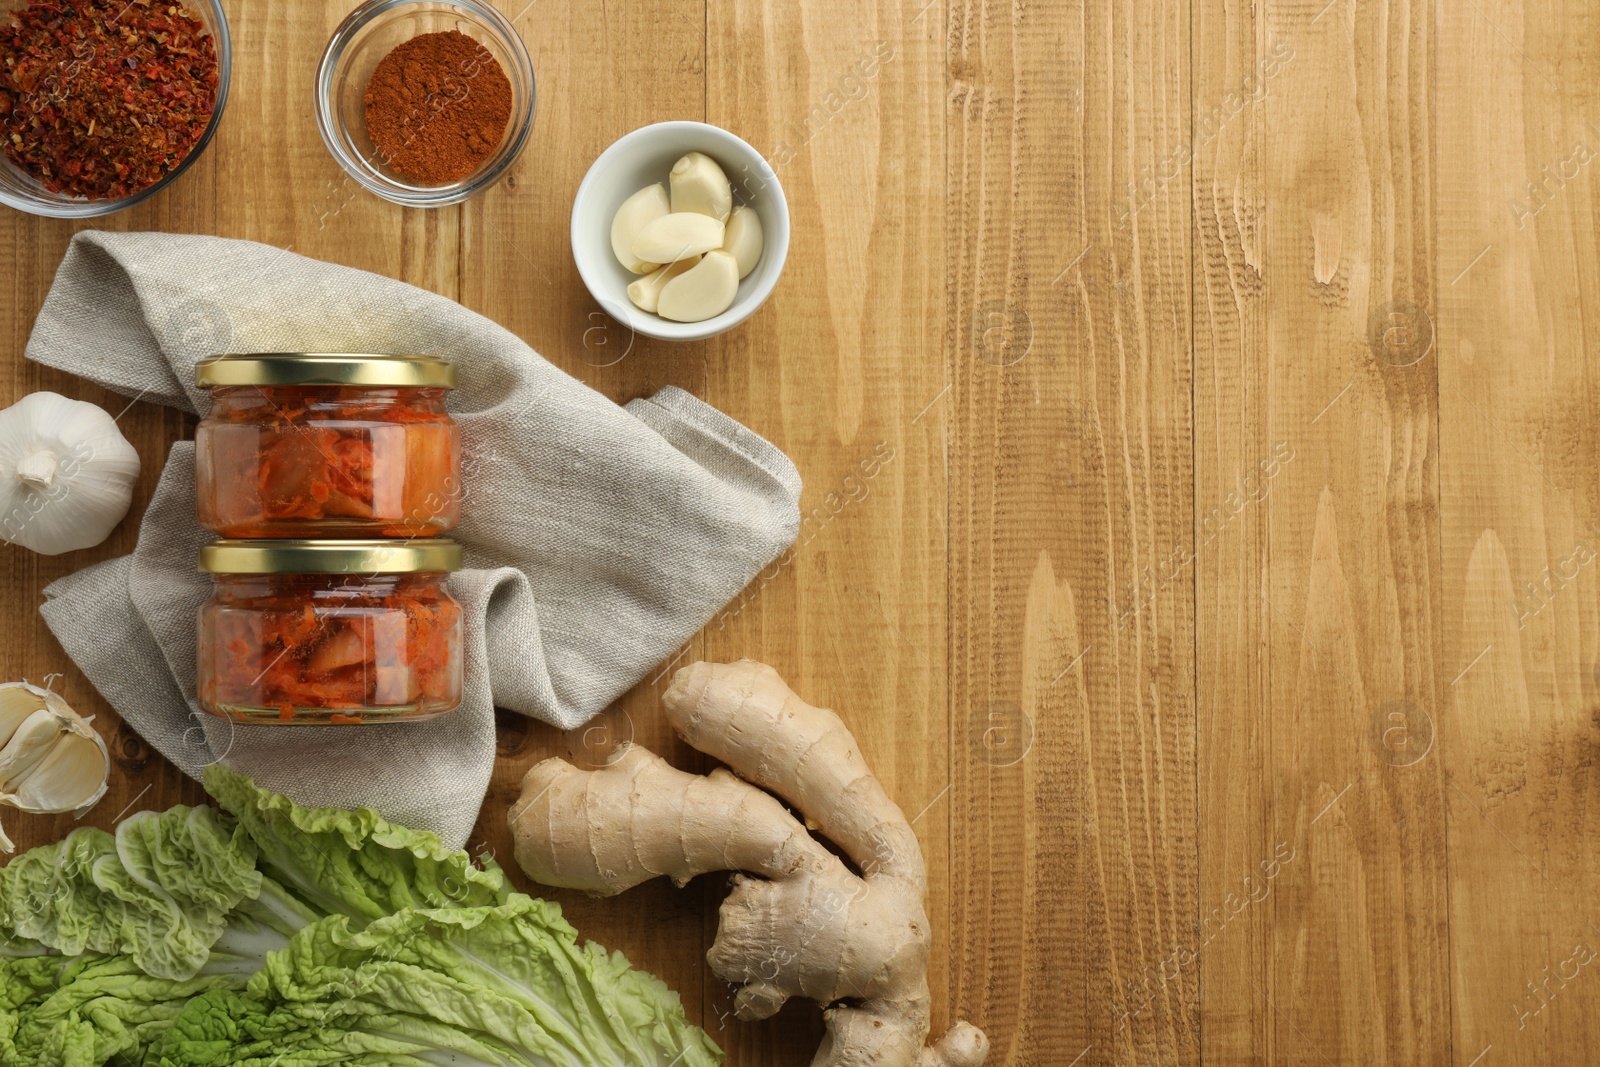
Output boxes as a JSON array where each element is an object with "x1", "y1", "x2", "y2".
[
  {"x1": 197, "y1": 540, "x2": 463, "y2": 725},
  {"x1": 195, "y1": 354, "x2": 461, "y2": 539}
]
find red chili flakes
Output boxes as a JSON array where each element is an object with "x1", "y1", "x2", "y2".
[{"x1": 0, "y1": 0, "x2": 219, "y2": 199}]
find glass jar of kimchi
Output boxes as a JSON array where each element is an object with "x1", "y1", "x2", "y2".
[
  {"x1": 197, "y1": 539, "x2": 464, "y2": 725},
  {"x1": 195, "y1": 354, "x2": 461, "y2": 538}
]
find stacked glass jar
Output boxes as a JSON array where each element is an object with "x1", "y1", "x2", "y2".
[{"x1": 193, "y1": 355, "x2": 465, "y2": 725}]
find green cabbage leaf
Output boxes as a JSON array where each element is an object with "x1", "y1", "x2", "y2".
[
  {"x1": 0, "y1": 872, "x2": 313, "y2": 1067},
  {"x1": 0, "y1": 768, "x2": 721, "y2": 1067},
  {"x1": 0, "y1": 804, "x2": 261, "y2": 979},
  {"x1": 151, "y1": 898, "x2": 722, "y2": 1067},
  {"x1": 202, "y1": 765, "x2": 508, "y2": 921}
]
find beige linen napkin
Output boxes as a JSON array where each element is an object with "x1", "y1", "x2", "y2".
[{"x1": 28, "y1": 232, "x2": 800, "y2": 848}]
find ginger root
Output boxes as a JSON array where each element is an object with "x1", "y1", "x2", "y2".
[{"x1": 509, "y1": 659, "x2": 988, "y2": 1067}]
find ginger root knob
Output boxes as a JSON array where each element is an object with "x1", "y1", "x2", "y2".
[{"x1": 509, "y1": 659, "x2": 987, "y2": 1067}]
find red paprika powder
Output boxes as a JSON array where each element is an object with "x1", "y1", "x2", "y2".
[{"x1": 363, "y1": 29, "x2": 511, "y2": 185}]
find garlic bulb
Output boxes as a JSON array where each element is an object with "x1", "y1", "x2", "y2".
[
  {"x1": 0, "y1": 682, "x2": 111, "y2": 852},
  {"x1": 0, "y1": 392, "x2": 140, "y2": 555}
]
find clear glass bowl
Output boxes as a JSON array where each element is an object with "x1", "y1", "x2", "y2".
[
  {"x1": 316, "y1": 0, "x2": 535, "y2": 208},
  {"x1": 0, "y1": 0, "x2": 230, "y2": 218}
]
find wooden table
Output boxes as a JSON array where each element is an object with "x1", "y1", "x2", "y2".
[{"x1": 5, "y1": 1, "x2": 1598, "y2": 1064}]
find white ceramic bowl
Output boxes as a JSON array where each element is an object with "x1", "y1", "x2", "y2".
[{"x1": 571, "y1": 121, "x2": 789, "y2": 342}]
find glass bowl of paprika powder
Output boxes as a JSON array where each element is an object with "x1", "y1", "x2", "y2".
[
  {"x1": 315, "y1": 0, "x2": 534, "y2": 208},
  {"x1": 0, "y1": 0, "x2": 230, "y2": 217}
]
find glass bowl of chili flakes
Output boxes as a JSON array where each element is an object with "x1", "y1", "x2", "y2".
[
  {"x1": 315, "y1": 0, "x2": 535, "y2": 208},
  {"x1": 0, "y1": 0, "x2": 230, "y2": 218}
]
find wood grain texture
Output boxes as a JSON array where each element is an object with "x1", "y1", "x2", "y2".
[
  {"x1": 1437, "y1": 0, "x2": 1600, "y2": 1064},
  {"x1": 1194, "y1": 3, "x2": 1452, "y2": 1067},
  {"x1": 3, "y1": 0, "x2": 1599, "y2": 1065},
  {"x1": 945, "y1": 0, "x2": 1197, "y2": 1064}
]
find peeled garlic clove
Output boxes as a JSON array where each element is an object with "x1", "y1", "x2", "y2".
[
  {"x1": 627, "y1": 256, "x2": 700, "y2": 314},
  {"x1": 611, "y1": 183, "x2": 670, "y2": 274},
  {"x1": 633, "y1": 212, "x2": 725, "y2": 266},
  {"x1": 657, "y1": 250, "x2": 741, "y2": 323},
  {"x1": 721, "y1": 205, "x2": 764, "y2": 279},
  {"x1": 0, "y1": 682, "x2": 110, "y2": 852},
  {"x1": 670, "y1": 152, "x2": 733, "y2": 223}
]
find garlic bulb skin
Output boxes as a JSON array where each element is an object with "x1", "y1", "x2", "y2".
[
  {"x1": 0, "y1": 682, "x2": 111, "y2": 852},
  {"x1": 0, "y1": 392, "x2": 140, "y2": 555}
]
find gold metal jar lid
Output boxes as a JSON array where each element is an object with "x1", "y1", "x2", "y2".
[
  {"x1": 195, "y1": 354, "x2": 457, "y2": 389},
  {"x1": 198, "y1": 539, "x2": 463, "y2": 575}
]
